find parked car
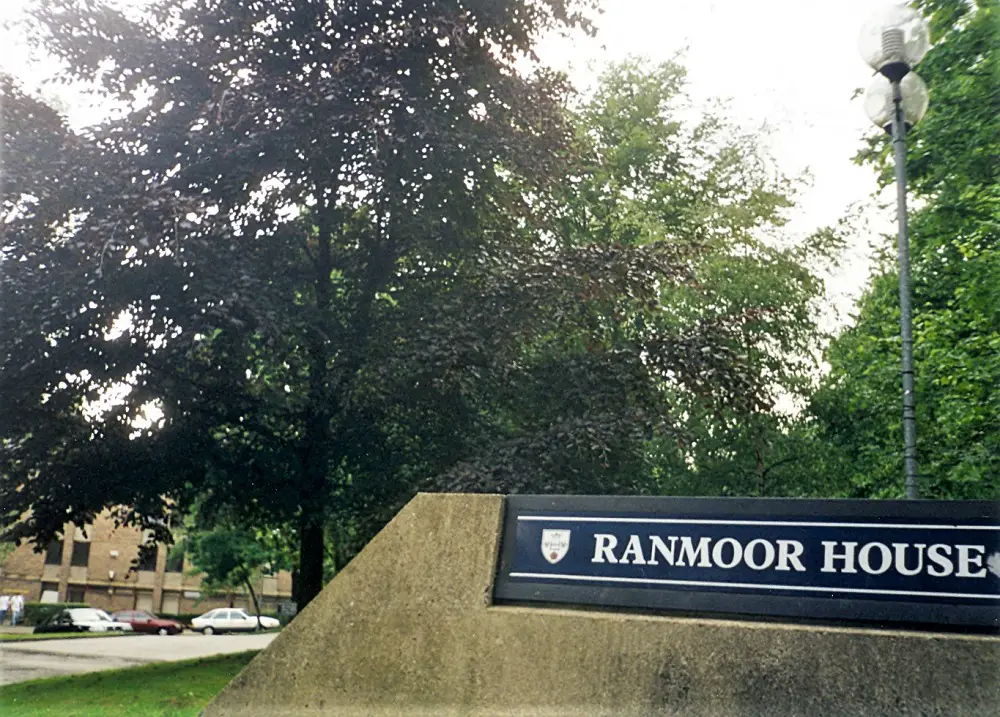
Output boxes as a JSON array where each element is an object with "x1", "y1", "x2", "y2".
[
  {"x1": 34, "y1": 608, "x2": 134, "y2": 634},
  {"x1": 190, "y1": 608, "x2": 280, "y2": 635},
  {"x1": 110, "y1": 609, "x2": 185, "y2": 635}
]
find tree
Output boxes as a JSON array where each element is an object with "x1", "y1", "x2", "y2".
[
  {"x1": 2, "y1": 1, "x2": 758, "y2": 607},
  {"x1": 184, "y1": 525, "x2": 291, "y2": 622},
  {"x1": 553, "y1": 58, "x2": 840, "y2": 497},
  {"x1": 0, "y1": 0, "x2": 585, "y2": 605},
  {"x1": 812, "y1": 0, "x2": 999, "y2": 499}
]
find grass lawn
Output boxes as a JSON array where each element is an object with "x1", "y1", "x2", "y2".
[
  {"x1": 0, "y1": 650, "x2": 258, "y2": 717},
  {"x1": 0, "y1": 631, "x2": 134, "y2": 642}
]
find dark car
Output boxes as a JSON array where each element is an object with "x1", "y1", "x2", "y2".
[
  {"x1": 34, "y1": 608, "x2": 134, "y2": 634},
  {"x1": 110, "y1": 609, "x2": 185, "y2": 635}
]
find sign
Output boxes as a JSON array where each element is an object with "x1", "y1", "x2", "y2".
[
  {"x1": 277, "y1": 600, "x2": 298, "y2": 617},
  {"x1": 493, "y1": 495, "x2": 1000, "y2": 631}
]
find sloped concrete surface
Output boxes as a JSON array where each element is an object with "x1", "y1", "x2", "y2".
[{"x1": 203, "y1": 493, "x2": 1000, "y2": 716}]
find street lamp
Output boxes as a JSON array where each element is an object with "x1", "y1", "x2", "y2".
[{"x1": 859, "y1": 4, "x2": 930, "y2": 499}]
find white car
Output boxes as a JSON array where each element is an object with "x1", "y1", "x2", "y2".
[{"x1": 190, "y1": 608, "x2": 280, "y2": 634}]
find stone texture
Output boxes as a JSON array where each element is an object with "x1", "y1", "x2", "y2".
[{"x1": 203, "y1": 493, "x2": 1000, "y2": 717}]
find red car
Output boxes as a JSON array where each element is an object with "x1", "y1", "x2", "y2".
[{"x1": 110, "y1": 609, "x2": 185, "y2": 635}]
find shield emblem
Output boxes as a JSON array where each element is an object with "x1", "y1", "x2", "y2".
[{"x1": 541, "y1": 529, "x2": 571, "y2": 564}]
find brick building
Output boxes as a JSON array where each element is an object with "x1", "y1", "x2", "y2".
[{"x1": 0, "y1": 511, "x2": 293, "y2": 616}]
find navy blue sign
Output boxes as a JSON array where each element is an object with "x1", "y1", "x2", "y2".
[{"x1": 493, "y1": 496, "x2": 1000, "y2": 631}]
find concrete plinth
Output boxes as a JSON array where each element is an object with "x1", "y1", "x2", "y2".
[{"x1": 203, "y1": 493, "x2": 1000, "y2": 716}]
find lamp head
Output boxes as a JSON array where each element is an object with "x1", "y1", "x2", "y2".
[
  {"x1": 859, "y1": 4, "x2": 930, "y2": 79},
  {"x1": 863, "y1": 71, "x2": 930, "y2": 131}
]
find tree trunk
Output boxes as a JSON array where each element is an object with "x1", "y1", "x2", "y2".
[
  {"x1": 295, "y1": 211, "x2": 334, "y2": 609},
  {"x1": 297, "y1": 518, "x2": 325, "y2": 607},
  {"x1": 243, "y1": 576, "x2": 262, "y2": 630}
]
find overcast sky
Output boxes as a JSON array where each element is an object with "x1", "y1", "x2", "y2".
[{"x1": 2, "y1": 0, "x2": 900, "y2": 328}]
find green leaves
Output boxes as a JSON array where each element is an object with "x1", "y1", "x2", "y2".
[
  {"x1": 556, "y1": 58, "x2": 832, "y2": 497},
  {"x1": 185, "y1": 526, "x2": 289, "y2": 594}
]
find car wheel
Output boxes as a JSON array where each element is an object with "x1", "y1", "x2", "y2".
[
  {"x1": 158, "y1": 627, "x2": 169, "y2": 636},
  {"x1": 203, "y1": 626, "x2": 215, "y2": 635}
]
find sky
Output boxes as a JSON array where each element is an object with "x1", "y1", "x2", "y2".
[{"x1": 1, "y1": 0, "x2": 900, "y2": 329}]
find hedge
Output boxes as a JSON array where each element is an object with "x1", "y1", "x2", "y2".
[{"x1": 22, "y1": 602, "x2": 90, "y2": 626}]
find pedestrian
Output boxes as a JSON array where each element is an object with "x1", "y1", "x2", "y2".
[
  {"x1": 11, "y1": 594, "x2": 24, "y2": 627},
  {"x1": 0, "y1": 594, "x2": 9, "y2": 626}
]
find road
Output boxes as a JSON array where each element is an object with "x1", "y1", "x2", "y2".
[{"x1": 0, "y1": 632, "x2": 277, "y2": 685}]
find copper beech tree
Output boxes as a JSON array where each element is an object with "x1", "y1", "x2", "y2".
[{"x1": 2, "y1": 0, "x2": 757, "y2": 605}]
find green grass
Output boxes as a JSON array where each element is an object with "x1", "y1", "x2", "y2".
[
  {"x1": 0, "y1": 650, "x2": 258, "y2": 717},
  {"x1": 0, "y1": 631, "x2": 134, "y2": 642}
]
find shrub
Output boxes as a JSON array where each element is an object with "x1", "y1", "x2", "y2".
[{"x1": 22, "y1": 602, "x2": 89, "y2": 626}]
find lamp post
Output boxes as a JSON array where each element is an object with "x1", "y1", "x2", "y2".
[{"x1": 859, "y1": 5, "x2": 930, "y2": 499}]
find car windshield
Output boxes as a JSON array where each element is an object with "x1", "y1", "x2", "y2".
[{"x1": 69, "y1": 609, "x2": 111, "y2": 622}]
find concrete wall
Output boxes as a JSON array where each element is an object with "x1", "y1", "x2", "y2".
[{"x1": 204, "y1": 494, "x2": 1000, "y2": 717}]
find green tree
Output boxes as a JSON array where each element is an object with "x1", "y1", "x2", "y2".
[
  {"x1": 556, "y1": 58, "x2": 840, "y2": 496},
  {"x1": 813, "y1": 0, "x2": 1000, "y2": 498},
  {"x1": 184, "y1": 526, "x2": 291, "y2": 623}
]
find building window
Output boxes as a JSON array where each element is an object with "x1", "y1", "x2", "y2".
[
  {"x1": 40, "y1": 582, "x2": 60, "y2": 603},
  {"x1": 137, "y1": 545, "x2": 159, "y2": 572},
  {"x1": 70, "y1": 541, "x2": 91, "y2": 567},
  {"x1": 67, "y1": 586, "x2": 86, "y2": 603},
  {"x1": 44, "y1": 539, "x2": 64, "y2": 565},
  {"x1": 165, "y1": 547, "x2": 184, "y2": 573}
]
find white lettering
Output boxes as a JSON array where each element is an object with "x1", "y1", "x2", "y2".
[
  {"x1": 712, "y1": 538, "x2": 743, "y2": 569},
  {"x1": 927, "y1": 544, "x2": 954, "y2": 577},
  {"x1": 744, "y1": 538, "x2": 776, "y2": 570},
  {"x1": 776, "y1": 540, "x2": 806, "y2": 572},
  {"x1": 592, "y1": 534, "x2": 618, "y2": 564},
  {"x1": 955, "y1": 545, "x2": 987, "y2": 578},
  {"x1": 858, "y1": 542, "x2": 892, "y2": 575},
  {"x1": 678, "y1": 536, "x2": 713, "y2": 568},
  {"x1": 892, "y1": 543, "x2": 925, "y2": 576},
  {"x1": 822, "y1": 541, "x2": 858, "y2": 573},
  {"x1": 619, "y1": 534, "x2": 648, "y2": 565},
  {"x1": 647, "y1": 536, "x2": 676, "y2": 566}
]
